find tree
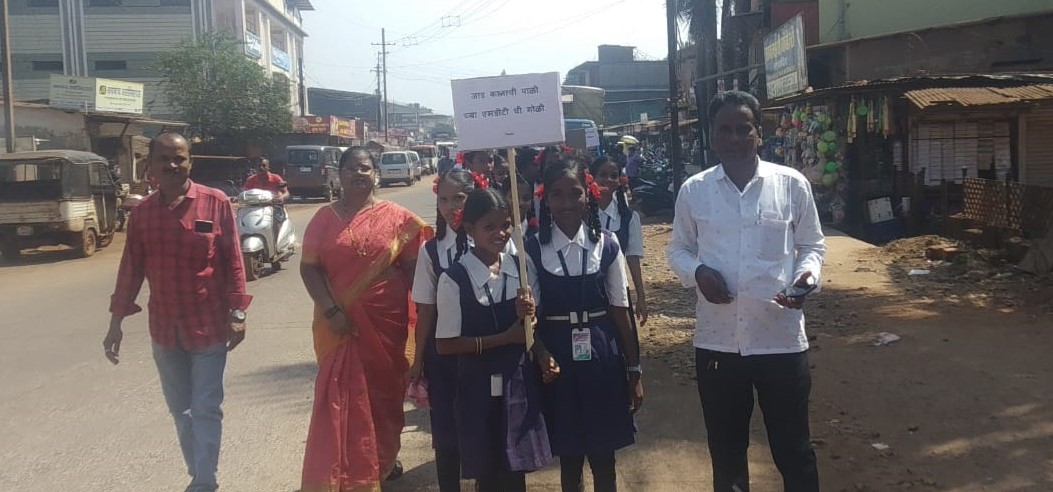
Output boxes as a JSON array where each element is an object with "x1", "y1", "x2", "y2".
[{"x1": 155, "y1": 32, "x2": 292, "y2": 152}]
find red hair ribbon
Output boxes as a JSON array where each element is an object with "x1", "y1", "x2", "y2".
[
  {"x1": 451, "y1": 208, "x2": 464, "y2": 230},
  {"x1": 560, "y1": 144, "x2": 574, "y2": 155},
  {"x1": 455, "y1": 151, "x2": 465, "y2": 164},
  {"x1": 584, "y1": 172, "x2": 603, "y2": 201},
  {"x1": 432, "y1": 176, "x2": 440, "y2": 194},
  {"x1": 471, "y1": 171, "x2": 489, "y2": 190},
  {"x1": 528, "y1": 217, "x2": 539, "y2": 229},
  {"x1": 534, "y1": 183, "x2": 545, "y2": 198}
]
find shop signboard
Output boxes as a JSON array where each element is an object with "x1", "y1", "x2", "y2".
[
  {"x1": 271, "y1": 47, "x2": 292, "y2": 72},
  {"x1": 244, "y1": 31, "x2": 263, "y2": 59},
  {"x1": 390, "y1": 112, "x2": 419, "y2": 129},
  {"x1": 49, "y1": 75, "x2": 144, "y2": 114},
  {"x1": 764, "y1": 14, "x2": 808, "y2": 99},
  {"x1": 293, "y1": 115, "x2": 356, "y2": 139}
]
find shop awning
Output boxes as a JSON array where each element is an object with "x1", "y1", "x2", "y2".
[{"x1": 904, "y1": 84, "x2": 1053, "y2": 110}]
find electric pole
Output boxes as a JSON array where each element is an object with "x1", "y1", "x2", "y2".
[
  {"x1": 372, "y1": 53, "x2": 383, "y2": 134},
  {"x1": 371, "y1": 29, "x2": 395, "y2": 141},
  {"x1": 667, "y1": 0, "x2": 683, "y2": 193},
  {"x1": 1, "y1": 0, "x2": 17, "y2": 153}
]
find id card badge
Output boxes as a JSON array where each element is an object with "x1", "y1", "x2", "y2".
[
  {"x1": 490, "y1": 374, "x2": 503, "y2": 397},
  {"x1": 571, "y1": 328, "x2": 592, "y2": 361}
]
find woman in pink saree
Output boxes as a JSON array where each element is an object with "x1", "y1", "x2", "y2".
[{"x1": 299, "y1": 147, "x2": 432, "y2": 492}]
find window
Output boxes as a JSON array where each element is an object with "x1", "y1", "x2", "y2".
[
  {"x1": 87, "y1": 0, "x2": 122, "y2": 6},
  {"x1": 94, "y1": 60, "x2": 127, "y2": 71},
  {"x1": 159, "y1": 0, "x2": 190, "y2": 5},
  {"x1": 27, "y1": 0, "x2": 59, "y2": 7},
  {"x1": 32, "y1": 60, "x2": 63, "y2": 71}
]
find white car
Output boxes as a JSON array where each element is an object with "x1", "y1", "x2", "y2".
[{"x1": 378, "y1": 151, "x2": 422, "y2": 187}]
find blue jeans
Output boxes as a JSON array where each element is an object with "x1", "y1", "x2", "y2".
[{"x1": 152, "y1": 341, "x2": 228, "y2": 492}]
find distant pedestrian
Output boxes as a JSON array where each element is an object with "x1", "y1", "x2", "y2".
[
  {"x1": 104, "y1": 131, "x2": 251, "y2": 492},
  {"x1": 624, "y1": 146, "x2": 643, "y2": 188},
  {"x1": 465, "y1": 150, "x2": 494, "y2": 188},
  {"x1": 667, "y1": 90, "x2": 826, "y2": 492},
  {"x1": 438, "y1": 149, "x2": 456, "y2": 176}
]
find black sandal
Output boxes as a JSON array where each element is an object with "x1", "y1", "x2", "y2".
[{"x1": 386, "y1": 460, "x2": 404, "y2": 481}]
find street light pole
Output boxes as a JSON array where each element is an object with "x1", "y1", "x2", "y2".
[
  {"x1": 667, "y1": 0, "x2": 683, "y2": 193},
  {"x1": 0, "y1": 0, "x2": 17, "y2": 153}
]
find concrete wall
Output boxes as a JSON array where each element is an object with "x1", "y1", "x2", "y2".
[
  {"x1": 832, "y1": 14, "x2": 1053, "y2": 84},
  {"x1": 0, "y1": 105, "x2": 91, "y2": 152},
  {"x1": 819, "y1": 0, "x2": 1053, "y2": 43}
]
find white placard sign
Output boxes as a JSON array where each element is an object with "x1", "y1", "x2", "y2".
[
  {"x1": 584, "y1": 127, "x2": 600, "y2": 148},
  {"x1": 451, "y1": 72, "x2": 565, "y2": 151}
]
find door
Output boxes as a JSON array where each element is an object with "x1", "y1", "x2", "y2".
[{"x1": 89, "y1": 162, "x2": 118, "y2": 234}]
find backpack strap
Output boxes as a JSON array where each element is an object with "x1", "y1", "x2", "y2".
[{"x1": 424, "y1": 239, "x2": 443, "y2": 278}]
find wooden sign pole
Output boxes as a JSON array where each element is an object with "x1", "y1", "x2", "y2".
[{"x1": 505, "y1": 146, "x2": 535, "y2": 351}]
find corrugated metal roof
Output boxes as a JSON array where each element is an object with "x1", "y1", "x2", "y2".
[{"x1": 905, "y1": 84, "x2": 1053, "y2": 110}]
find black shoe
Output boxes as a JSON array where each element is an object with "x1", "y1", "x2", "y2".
[{"x1": 386, "y1": 460, "x2": 404, "y2": 481}]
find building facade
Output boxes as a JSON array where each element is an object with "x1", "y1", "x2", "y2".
[
  {"x1": 3, "y1": 0, "x2": 313, "y2": 117},
  {"x1": 566, "y1": 45, "x2": 668, "y2": 127}
]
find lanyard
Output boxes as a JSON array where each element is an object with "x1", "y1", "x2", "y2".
[
  {"x1": 481, "y1": 272, "x2": 509, "y2": 332},
  {"x1": 556, "y1": 246, "x2": 590, "y2": 330}
]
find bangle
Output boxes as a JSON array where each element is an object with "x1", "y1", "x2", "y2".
[
  {"x1": 323, "y1": 305, "x2": 342, "y2": 319},
  {"x1": 475, "y1": 337, "x2": 483, "y2": 355}
]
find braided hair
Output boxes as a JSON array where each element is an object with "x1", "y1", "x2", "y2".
[
  {"x1": 538, "y1": 152, "x2": 602, "y2": 245},
  {"x1": 588, "y1": 156, "x2": 631, "y2": 225},
  {"x1": 455, "y1": 188, "x2": 510, "y2": 259},
  {"x1": 435, "y1": 167, "x2": 475, "y2": 241}
]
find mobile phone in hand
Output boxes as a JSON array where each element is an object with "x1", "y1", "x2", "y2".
[{"x1": 780, "y1": 283, "x2": 818, "y2": 299}]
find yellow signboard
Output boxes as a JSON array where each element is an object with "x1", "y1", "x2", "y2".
[{"x1": 49, "y1": 75, "x2": 144, "y2": 115}]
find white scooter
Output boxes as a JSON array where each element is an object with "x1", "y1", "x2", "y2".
[{"x1": 236, "y1": 189, "x2": 297, "y2": 281}]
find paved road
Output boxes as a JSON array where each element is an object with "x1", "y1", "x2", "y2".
[{"x1": 0, "y1": 178, "x2": 439, "y2": 492}]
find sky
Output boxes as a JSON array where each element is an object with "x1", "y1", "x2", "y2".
[{"x1": 301, "y1": 0, "x2": 673, "y2": 116}]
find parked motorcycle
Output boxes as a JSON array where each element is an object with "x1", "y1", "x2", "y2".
[
  {"x1": 236, "y1": 189, "x2": 297, "y2": 281},
  {"x1": 632, "y1": 160, "x2": 677, "y2": 215}
]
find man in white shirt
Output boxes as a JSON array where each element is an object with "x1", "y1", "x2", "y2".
[{"x1": 667, "y1": 91, "x2": 826, "y2": 492}]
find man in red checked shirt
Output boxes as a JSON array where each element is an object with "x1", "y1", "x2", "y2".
[{"x1": 103, "y1": 131, "x2": 251, "y2": 492}]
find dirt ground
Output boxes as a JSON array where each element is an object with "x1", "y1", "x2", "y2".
[{"x1": 637, "y1": 218, "x2": 1053, "y2": 492}]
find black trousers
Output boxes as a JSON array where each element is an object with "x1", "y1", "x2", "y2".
[
  {"x1": 560, "y1": 452, "x2": 617, "y2": 492},
  {"x1": 695, "y1": 348, "x2": 819, "y2": 492},
  {"x1": 434, "y1": 447, "x2": 460, "y2": 492}
]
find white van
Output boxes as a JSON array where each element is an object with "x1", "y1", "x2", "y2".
[{"x1": 378, "y1": 151, "x2": 422, "y2": 187}]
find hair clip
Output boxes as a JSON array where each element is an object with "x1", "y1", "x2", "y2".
[
  {"x1": 471, "y1": 171, "x2": 489, "y2": 190},
  {"x1": 452, "y1": 208, "x2": 464, "y2": 230}
]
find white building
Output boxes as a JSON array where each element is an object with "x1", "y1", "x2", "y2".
[{"x1": 4, "y1": 0, "x2": 313, "y2": 117}]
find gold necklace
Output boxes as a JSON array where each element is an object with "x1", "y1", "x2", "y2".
[{"x1": 333, "y1": 199, "x2": 379, "y2": 257}]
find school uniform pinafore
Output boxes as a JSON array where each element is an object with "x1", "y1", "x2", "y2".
[
  {"x1": 423, "y1": 239, "x2": 461, "y2": 451},
  {"x1": 445, "y1": 257, "x2": 553, "y2": 479},
  {"x1": 526, "y1": 231, "x2": 635, "y2": 456}
]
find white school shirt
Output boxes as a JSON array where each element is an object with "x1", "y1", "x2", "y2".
[
  {"x1": 411, "y1": 225, "x2": 461, "y2": 305},
  {"x1": 530, "y1": 224, "x2": 630, "y2": 308},
  {"x1": 412, "y1": 224, "x2": 517, "y2": 304},
  {"x1": 598, "y1": 200, "x2": 645, "y2": 257},
  {"x1": 666, "y1": 160, "x2": 826, "y2": 356},
  {"x1": 435, "y1": 251, "x2": 540, "y2": 338}
]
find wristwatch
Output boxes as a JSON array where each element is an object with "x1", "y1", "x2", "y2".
[
  {"x1": 229, "y1": 309, "x2": 247, "y2": 323},
  {"x1": 626, "y1": 365, "x2": 643, "y2": 375}
]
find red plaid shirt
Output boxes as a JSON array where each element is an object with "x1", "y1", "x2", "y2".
[{"x1": 110, "y1": 181, "x2": 252, "y2": 349}]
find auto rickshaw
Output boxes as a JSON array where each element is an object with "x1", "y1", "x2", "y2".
[{"x1": 0, "y1": 150, "x2": 119, "y2": 261}]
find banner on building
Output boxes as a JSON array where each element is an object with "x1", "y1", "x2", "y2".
[
  {"x1": 451, "y1": 72, "x2": 565, "y2": 151},
  {"x1": 49, "y1": 75, "x2": 144, "y2": 114},
  {"x1": 293, "y1": 115, "x2": 357, "y2": 139},
  {"x1": 390, "y1": 112, "x2": 419, "y2": 129},
  {"x1": 763, "y1": 13, "x2": 808, "y2": 100},
  {"x1": 244, "y1": 31, "x2": 263, "y2": 59}
]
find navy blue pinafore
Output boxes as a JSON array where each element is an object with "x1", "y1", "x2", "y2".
[
  {"x1": 423, "y1": 239, "x2": 460, "y2": 450},
  {"x1": 445, "y1": 257, "x2": 553, "y2": 479},
  {"x1": 525, "y1": 231, "x2": 635, "y2": 456}
]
